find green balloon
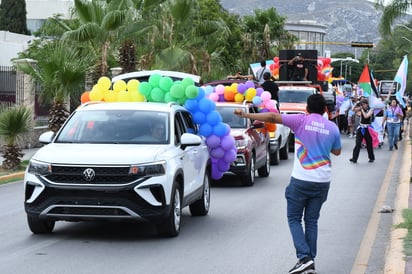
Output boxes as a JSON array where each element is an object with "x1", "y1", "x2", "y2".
[
  {"x1": 164, "y1": 92, "x2": 175, "y2": 103},
  {"x1": 151, "y1": 87, "x2": 165, "y2": 102},
  {"x1": 182, "y1": 77, "x2": 194, "y2": 88},
  {"x1": 159, "y1": 77, "x2": 173, "y2": 92},
  {"x1": 185, "y1": 85, "x2": 199, "y2": 99},
  {"x1": 138, "y1": 82, "x2": 152, "y2": 97},
  {"x1": 148, "y1": 74, "x2": 161, "y2": 88},
  {"x1": 170, "y1": 83, "x2": 185, "y2": 98}
]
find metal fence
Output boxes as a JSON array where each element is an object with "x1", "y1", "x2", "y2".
[{"x1": 0, "y1": 65, "x2": 50, "y2": 124}]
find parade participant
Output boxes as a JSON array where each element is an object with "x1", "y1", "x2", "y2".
[
  {"x1": 256, "y1": 60, "x2": 271, "y2": 85},
  {"x1": 288, "y1": 53, "x2": 309, "y2": 81},
  {"x1": 233, "y1": 94, "x2": 341, "y2": 274},
  {"x1": 350, "y1": 99, "x2": 375, "y2": 163},
  {"x1": 382, "y1": 99, "x2": 403, "y2": 150}
]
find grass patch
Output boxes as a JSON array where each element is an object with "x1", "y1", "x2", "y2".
[
  {"x1": 395, "y1": 208, "x2": 412, "y2": 257},
  {"x1": 0, "y1": 160, "x2": 29, "y2": 185}
]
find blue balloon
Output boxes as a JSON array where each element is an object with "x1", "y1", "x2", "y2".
[
  {"x1": 214, "y1": 122, "x2": 229, "y2": 136},
  {"x1": 198, "y1": 98, "x2": 215, "y2": 113},
  {"x1": 193, "y1": 111, "x2": 206, "y2": 124},
  {"x1": 207, "y1": 110, "x2": 222, "y2": 126},
  {"x1": 185, "y1": 99, "x2": 198, "y2": 112},
  {"x1": 197, "y1": 87, "x2": 206, "y2": 99},
  {"x1": 199, "y1": 123, "x2": 213, "y2": 137}
]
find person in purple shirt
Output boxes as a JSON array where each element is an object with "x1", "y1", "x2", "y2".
[
  {"x1": 382, "y1": 99, "x2": 404, "y2": 151},
  {"x1": 234, "y1": 94, "x2": 341, "y2": 274}
]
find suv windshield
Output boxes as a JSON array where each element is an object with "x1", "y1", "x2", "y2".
[
  {"x1": 57, "y1": 110, "x2": 170, "y2": 144},
  {"x1": 215, "y1": 106, "x2": 247, "y2": 128},
  {"x1": 278, "y1": 89, "x2": 314, "y2": 103}
]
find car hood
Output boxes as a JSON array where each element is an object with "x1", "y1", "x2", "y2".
[
  {"x1": 229, "y1": 128, "x2": 246, "y2": 137},
  {"x1": 279, "y1": 102, "x2": 307, "y2": 113},
  {"x1": 31, "y1": 143, "x2": 169, "y2": 165}
]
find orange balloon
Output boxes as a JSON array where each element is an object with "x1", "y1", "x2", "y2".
[
  {"x1": 81, "y1": 91, "x2": 90, "y2": 103},
  {"x1": 224, "y1": 90, "x2": 235, "y2": 101},
  {"x1": 265, "y1": 122, "x2": 277, "y2": 132}
]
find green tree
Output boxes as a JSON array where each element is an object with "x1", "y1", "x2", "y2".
[
  {"x1": 15, "y1": 41, "x2": 93, "y2": 133},
  {"x1": 0, "y1": 105, "x2": 31, "y2": 170},
  {"x1": 0, "y1": 0, "x2": 30, "y2": 34},
  {"x1": 375, "y1": 0, "x2": 412, "y2": 35}
]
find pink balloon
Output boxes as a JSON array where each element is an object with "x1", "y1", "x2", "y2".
[
  {"x1": 209, "y1": 92, "x2": 219, "y2": 102},
  {"x1": 215, "y1": 84, "x2": 225, "y2": 95},
  {"x1": 261, "y1": 91, "x2": 272, "y2": 101}
]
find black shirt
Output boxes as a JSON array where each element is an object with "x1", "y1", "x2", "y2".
[{"x1": 261, "y1": 80, "x2": 279, "y2": 101}]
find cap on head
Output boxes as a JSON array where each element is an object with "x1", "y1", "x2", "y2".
[{"x1": 263, "y1": 72, "x2": 271, "y2": 80}]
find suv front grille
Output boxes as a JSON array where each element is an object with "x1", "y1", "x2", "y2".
[{"x1": 43, "y1": 165, "x2": 139, "y2": 185}]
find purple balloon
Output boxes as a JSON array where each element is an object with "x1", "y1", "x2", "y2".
[
  {"x1": 211, "y1": 165, "x2": 224, "y2": 180},
  {"x1": 210, "y1": 146, "x2": 225, "y2": 159},
  {"x1": 217, "y1": 159, "x2": 230, "y2": 172},
  {"x1": 256, "y1": 87, "x2": 264, "y2": 96},
  {"x1": 245, "y1": 80, "x2": 255, "y2": 88},
  {"x1": 223, "y1": 149, "x2": 237, "y2": 163},
  {"x1": 206, "y1": 135, "x2": 221, "y2": 148},
  {"x1": 221, "y1": 135, "x2": 235, "y2": 150},
  {"x1": 237, "y1": 83, "x2": 247, "y2": 94}
]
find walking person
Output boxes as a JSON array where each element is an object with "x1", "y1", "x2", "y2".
[
  {"x1": 255, "y1": 60, "x2": 271, "y2": 85},
  {"x1": 382, "y1": 99, "x2": 403, "y2": 150},
  {"x1": 350, "y1": 99, "x2": 375, "y2": 163},
  {"x1": 233, "y1": 94, "x2": 341, "y2": 274}
]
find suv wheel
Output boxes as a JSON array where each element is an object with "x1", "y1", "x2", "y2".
[
  {"x1": 242, "y1": 154, "x2": 255, "y2": 186},
  {"x1": 189, "y1": 170, "x2": 210, "y2": 216},
  {"x1": 270, "y1": 147, "x2": 280, "y2": 165},
  {"x1": 279, "y1": 140, "x2": 289, "y2": 160},
  {"x1": 257, "y1": 148, "x2": 270, "y2": 177},
  {"x1": 27, "y1": 215, "x2": 55, "y2": 234},
  {"x1": 157, "y1": 183, "x2": 182, "y2": 237}
]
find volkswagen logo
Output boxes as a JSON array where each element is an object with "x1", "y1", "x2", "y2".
[{"x1": 83, "y1": 168, "x2": 96, "y2": 182}]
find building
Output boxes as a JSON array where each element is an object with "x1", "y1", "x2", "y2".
[
  {"x1": 26, "y1": 0, "x2": 73, "y2": 33},
  {"x1": 284, "y1": 20, "x2": 327, "y2": 57}
]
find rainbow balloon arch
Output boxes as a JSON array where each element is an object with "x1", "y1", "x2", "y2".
[{"x1": 80, "y1": 75, "x2": 278, "y2": 180}]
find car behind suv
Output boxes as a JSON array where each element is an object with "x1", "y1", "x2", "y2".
[
  {"x1": 24, "y1": 102, "x2": 211, "y2": 237},
  {"x1": 215, "y1": 102, "x2": 270, "y2": 186}
]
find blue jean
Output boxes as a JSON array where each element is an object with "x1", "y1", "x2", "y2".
[
  {"x1": 285, "y1": 177, "x2": 330, "y2": 260},
  {"x1": 386, "y1": 122, "x2": 401, "y2": 149}
]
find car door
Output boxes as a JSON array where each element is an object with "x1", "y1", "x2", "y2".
[
  {"x1": 248, "y1": 105, "x2": 268, "y2": 165},
  {"x1": 175, "y1": 111, "x2": 205, "y2": 195}
]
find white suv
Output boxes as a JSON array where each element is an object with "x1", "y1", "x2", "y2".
[{"x1": 24, "y1": 102, "x2": 211, "y2": 237}]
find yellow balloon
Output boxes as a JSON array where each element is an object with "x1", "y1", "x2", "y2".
[
  {"x1": 89, "y1": 85, "x2": 104, "y2": 101},
  {"x1": 234, "y1": 93, "x2": 244, "y2": 102},
  {"x1": 117, "y1": 90, "x2": 131, "y2": 102},
  {"x1": 246, "y1": 87, "x2": 257, "y2": 98},
  {"x1": 127, "y1": 79, "x2": 140, "y2": 92},
  {"x1": 130, "y1": 91, "x2": 145, "y2": 102},
  {"x1": 104, "y1": 90, "x2": 117, "y2": 102},
  {"x1": 113, "y1": 80, "x2": 127, "y2": 92},
  {"x1": 97, "y1": 76, "x2": 112, "y2": 90}
]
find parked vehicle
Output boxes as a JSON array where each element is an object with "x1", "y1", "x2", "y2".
[
  {"x1": 215, "y1": 102, "x2": 270, "y2": 186},
  {"x1": 24, "y1": 101, "x2": 211, "y2": 237}
]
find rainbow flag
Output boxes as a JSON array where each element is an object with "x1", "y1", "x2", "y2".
[{"x1": 394, "y1": 55, "x2": 408, "y2": 107}]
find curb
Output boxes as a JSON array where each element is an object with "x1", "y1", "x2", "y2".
[{"x1": 0, "y1": 171, "x2": 25, "y2": 182}]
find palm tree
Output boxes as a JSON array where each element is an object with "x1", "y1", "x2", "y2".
[
  {"x1": 0, "y1": 105, "x2": 31, "y2": 170},
  {"x1": 376, "y1": 0, "x2": 412, "y2": 35},
  {"x1": 15, "y1": 41, "x2": 93, "y2": 133}
]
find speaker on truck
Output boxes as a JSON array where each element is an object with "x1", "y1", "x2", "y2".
[{"x1": 279, "y1": 50, "x2": 318, "y2": 82}]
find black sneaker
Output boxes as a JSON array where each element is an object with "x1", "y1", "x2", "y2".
[
  {"x1": 349, "y1": 158, "x2": 357, "y2": 163},
  {"x1": 289, "y1": 257, "x2": 314, "y2": 274},
  {"x1": 394, "y1": 144, "x2": 398, "y2": 150},
  {"x1": 369, "y1": 159, "x2": 374, "y2": 163}
]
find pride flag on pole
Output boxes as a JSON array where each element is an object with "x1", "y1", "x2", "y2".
[{"x1": 394, "y1": 55, "x2": 408, "y2": 107}]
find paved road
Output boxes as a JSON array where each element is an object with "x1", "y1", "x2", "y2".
[{"x1": 0, "y1": 133, "x2": 408, "y2": 274}]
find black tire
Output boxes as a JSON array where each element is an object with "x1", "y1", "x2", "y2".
[
  {"x1": 27, "y1": 215, "x2": 55, "y2": 234},
  {"x1": 189, "y1": 170, "x2": 210, "y2": 216},
  {"x1": 279, "y1": 139, "x2": 289, "y2": 160},
  {"x1": 288, "y1": 133, "x2": 295, "y2": 152},
  {"x1": 241, "y1": 154, "x2": 255, "y2": 186},
  {"x1": 257, "y1": 148, "x2": 270, "y2": 178},
  {"x1": 157, "y1": 183, "x2": 182, "y2": 237},
  {"x1": 270, "y1": 147, "x2": 280, "y2": 165}
]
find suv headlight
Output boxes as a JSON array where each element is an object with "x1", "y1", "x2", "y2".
[
  {"x1": 27, "y1": 159, "x2": 52, "y2": 175},
  {"x1": 129, "y1": 161, "x2": 166, "y2": 177},
  {"x1": 235, "y1": 139, "x2": 248, "y2": 149}
]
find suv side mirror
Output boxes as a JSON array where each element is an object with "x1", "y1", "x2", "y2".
[
  {"x1": 251, "y1": 120, "x2": 265, "y2": 129},
  {"x1": 180, "y1": 133, "x2": 202, "y2": 150}
]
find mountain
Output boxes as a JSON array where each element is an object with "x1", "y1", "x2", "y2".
[{"x1": 220, "y1": 0, "x2": 408, "y2": 55}]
